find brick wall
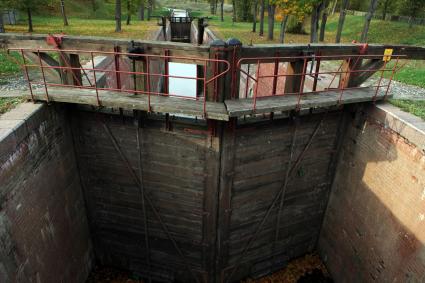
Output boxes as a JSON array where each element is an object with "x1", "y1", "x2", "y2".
[
  {"x1": 0, "y1": 103, "x2": 93, "y2": 283},
  {"x1": 319, "y1": 103, "x2": 425, "y2": 282}
]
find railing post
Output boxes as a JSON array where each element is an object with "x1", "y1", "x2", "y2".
[
  {"x1": 226, "y1": 38, "x2": 242, "y2": 100},
  {"x1": 209, "y1": 39, "x2": 227, "y2": 102},
  {"x1": 284, "y1": 58, "x2": 307, "y2": 95}
]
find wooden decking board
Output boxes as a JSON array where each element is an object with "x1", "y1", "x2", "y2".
[
  {"x1": 20, "y1": 87, "x2": 229, "y2": 121},
  {"x1": 4, "y1": 87, "x2": 385, "y2": 120},
  {"x1": 224, "y1": 88, "x2": 386, "y2": 117}
]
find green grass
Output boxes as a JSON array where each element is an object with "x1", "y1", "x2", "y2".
[
  {"x1": 4, "y1": 16, "x2": 157, "y2": 39},
  {"x1": 389, "y1": 99, "x2": 425, "y2": 120},
  {"x1": 0, "y1": 52, "x2": 22, "y2": 76},
  {"x1": 0, "y1": 97, "x2": 25, "y2": 115}
]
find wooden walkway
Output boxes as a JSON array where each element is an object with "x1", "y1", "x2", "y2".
[{"x1": 5, "y1": 87, "x2": 387, "y2": 120}]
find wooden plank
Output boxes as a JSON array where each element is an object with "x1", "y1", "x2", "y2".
[
  {"x1": 225, "y1": 88, "x2": 386, "y2": 117},
  {"x1": 17, "y1": 87, "x2": 229, "y2": 121},
  {"x1": 0, "y1": 33, "x2": 210, "y2": 58},
  {"x1": 240, "y1": 43, "x2": 425, "y2": 60}
]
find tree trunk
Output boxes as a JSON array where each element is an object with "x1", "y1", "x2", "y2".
[
  {"x1": 331, "y1": 0, "x2": 338, "y2": 15},
  {"x1": 27, "y1": 8, "x2": 33, "y2": 32},
  {"x1": 139, "y1": 2, "x2": 145, "y2": 21},
  {"x1": 220, "y1": 0, "x2": 224, "y2": 21},
  {"x1": 0, "y1": 15, "x2": 4, "y2": 33},
  {"x1": 335, "y1": 0, "x2": 349, "y2": 43},
  {"x1": 92, "y1": 0, "x2": 97, "y2": 12},
  {"x1": 60, "y1": 0, "x2": 69, "y2": 26},
  {"x1": 252, "y1": 0, "x2": 258, "y2": 32},
  {"x1": 210, "y1": 1, "x2": 215, "y2": 14},
  {"x1": 115, "y1": 0, "x2": 122, "y2": 32},
  {"x1": 310, "y1": 1, "x2": 323, "y2": 43},
  {"x1": 242, "y1": 0, "x2": 248, "y2": 21},
  {"x1": 267, "y1": 4, "x2": 275, "y2": 40},
  {"x1": 382, "y1": 0, "x2": 389, "y2": 20},
  {"x1": 232, "y1": 0, "x2": 236, "y2": 23},
  {"x1": 127, "y1": 0, "x2": 131, "y2": 25},
  {"x1": 279, "y1": 15, "x2": 289, "y2": 43},
  {"x1": 360, "y1": 0, "x2": 378, "y2": 42},
  {"x1": 259, "y1": 0, "x2": 265, "y2": 36},
  {"x1": 147, "y1": 0, "x2": 152, "y2": 20},
  {"x1": 319, "y1": 8, "x2": 328, "y2": 41}
]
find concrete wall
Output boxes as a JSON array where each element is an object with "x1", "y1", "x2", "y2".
[
  {"x1": 319, "y1": 103, "x2": 425, "y2": 282},
  {"x1": 0, "y1": 103, "x2": 93, "y2": 283}
]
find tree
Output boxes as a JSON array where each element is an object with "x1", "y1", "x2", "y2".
[
  {"x1": 319, "y1": 0, "x2": 330, "y2": 41},
  {"x1": 0, "y1": 1, "x2": 5, "y2": 33},
  {"x1": 379, "y1": 0, "x2": 395, "y2": 20},
  {"x1": 253, "y1": 0, "x2": 259, "y2": 31},
  {"x1": 267, "y1": 3, "x2": 276, "y2": 40},
  {"x1": 4, "y1": 0, "x2": 48, "y2": 32},
  {"x1": 360, "y1": 0, "x2": 378, "y2": 42},
  {"x1": 335, "y1": 0, "x2": 349, "y2": 43},
  {"x1": 115, "y1": 0, "x2": 122, "y2": 32},
  {"x1": 272, "y1": 0, "x2": 315, "y2": 43},
  {"x1": 259, "y1": 0, "x2": 265, "y2": 36},
  {"x1": 232, "y1": 0, "x2": 236, "y2": 23},
  {"x1": 220, "y1": 0, "x2": 225, "y2": 21},
  {"x1": 60, "y1": 0, "x2": 68, "y2": 26},
  {"x1": 310, "y1": 0, "x2": 324, "y2": 42},
  {"x1": 124, "y1": 0, "x2": 141, "y2": 25},
  {"x1": 139, "y1": 1, "x2": 145, "y2": 21},
  {"x1": 402, "y1": 0, "x2": 425, "y2": 27}
]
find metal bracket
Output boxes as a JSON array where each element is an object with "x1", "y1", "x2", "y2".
[{"x1": 46, "y1": 33, "x2": 65, "y2": 48}]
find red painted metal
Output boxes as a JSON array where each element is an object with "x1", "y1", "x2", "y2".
[
  {"x1": 46, "y1": 33, "x2": 65, "y2": 48},
  {"x1": 234, "y1": 54, "x2": 406, "y2": 111},
  {"x1": 9, "y1": 47, "x2": 230, "y2": 117}
]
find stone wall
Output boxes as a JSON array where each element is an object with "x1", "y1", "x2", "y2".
[
  {"x1": 0, "y1": 103, "x2": 93, "y2": 283},
  {"x1": 319, "y1": 103, "x2": 425, "y2": 282}
]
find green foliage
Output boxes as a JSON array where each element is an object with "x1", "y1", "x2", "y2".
[
  {"x1": 389, "y1": 99, "x2": 425, "y2": 120},
  {"x1": 0, "y1": 97, "x2": 24, "y2": 115},
  {"x1": 400, "y1": 0, "x2": 425, "y2": 18},
  {"x1": 0, "y1": 52, "x2": 21, "y2": 76}
]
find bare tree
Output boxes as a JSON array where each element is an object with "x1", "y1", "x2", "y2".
[
  {"x1": 360, "y1": 0, "x2": 378, "y2": 42},
  {"x1": 335, "y1": 0, "x2": 349, "y2": 43},
  {"x1": 115, "y1": 0, "x2": 122, "y2": 32},
  {"x1": 60, "y1": 0, "x2": 69, "y2": 26},
  {"x1": 267, "y1": 4, "x2": 276, "y2": 40},
  {"x1": 259, "y1": 0, "x2": 265, "y2": 36}
]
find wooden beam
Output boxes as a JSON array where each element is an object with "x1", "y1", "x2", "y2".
[
  {"x1": 225, "y1": 88, "x2": 387, "y2": 117},
  {"x1": 241, "y1": 43, "x2": 425, "y2": 60},
  {"x1": 0, "y1": 33, "x2": 210, "y2": 58},
  {"x1": 12, "y1": 87, "x2": 229, "y2": 121}
]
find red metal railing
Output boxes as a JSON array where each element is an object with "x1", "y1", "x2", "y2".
[
  {"x1": 234, "y1": 54, "x2": 407, "y2": 110},
  {"x1": 8, "y1": 48, "x2": 230, "y2": 116}
]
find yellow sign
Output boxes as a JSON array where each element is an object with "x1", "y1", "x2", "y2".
[{"x1": 383, "y1": 49, "x2": 393, "y2": 62}]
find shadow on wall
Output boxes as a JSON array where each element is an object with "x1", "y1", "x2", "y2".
[{"x1": 319, "y1": 107, "x2": 425, "y2": 282}]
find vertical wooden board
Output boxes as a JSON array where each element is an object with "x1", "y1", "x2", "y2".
[
  {"x1": 73, "y1": 111, "x2": 213, "y2": 282},
  {"x1": 219, "y1": 112, "x2": 343, "y2": 282}
]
